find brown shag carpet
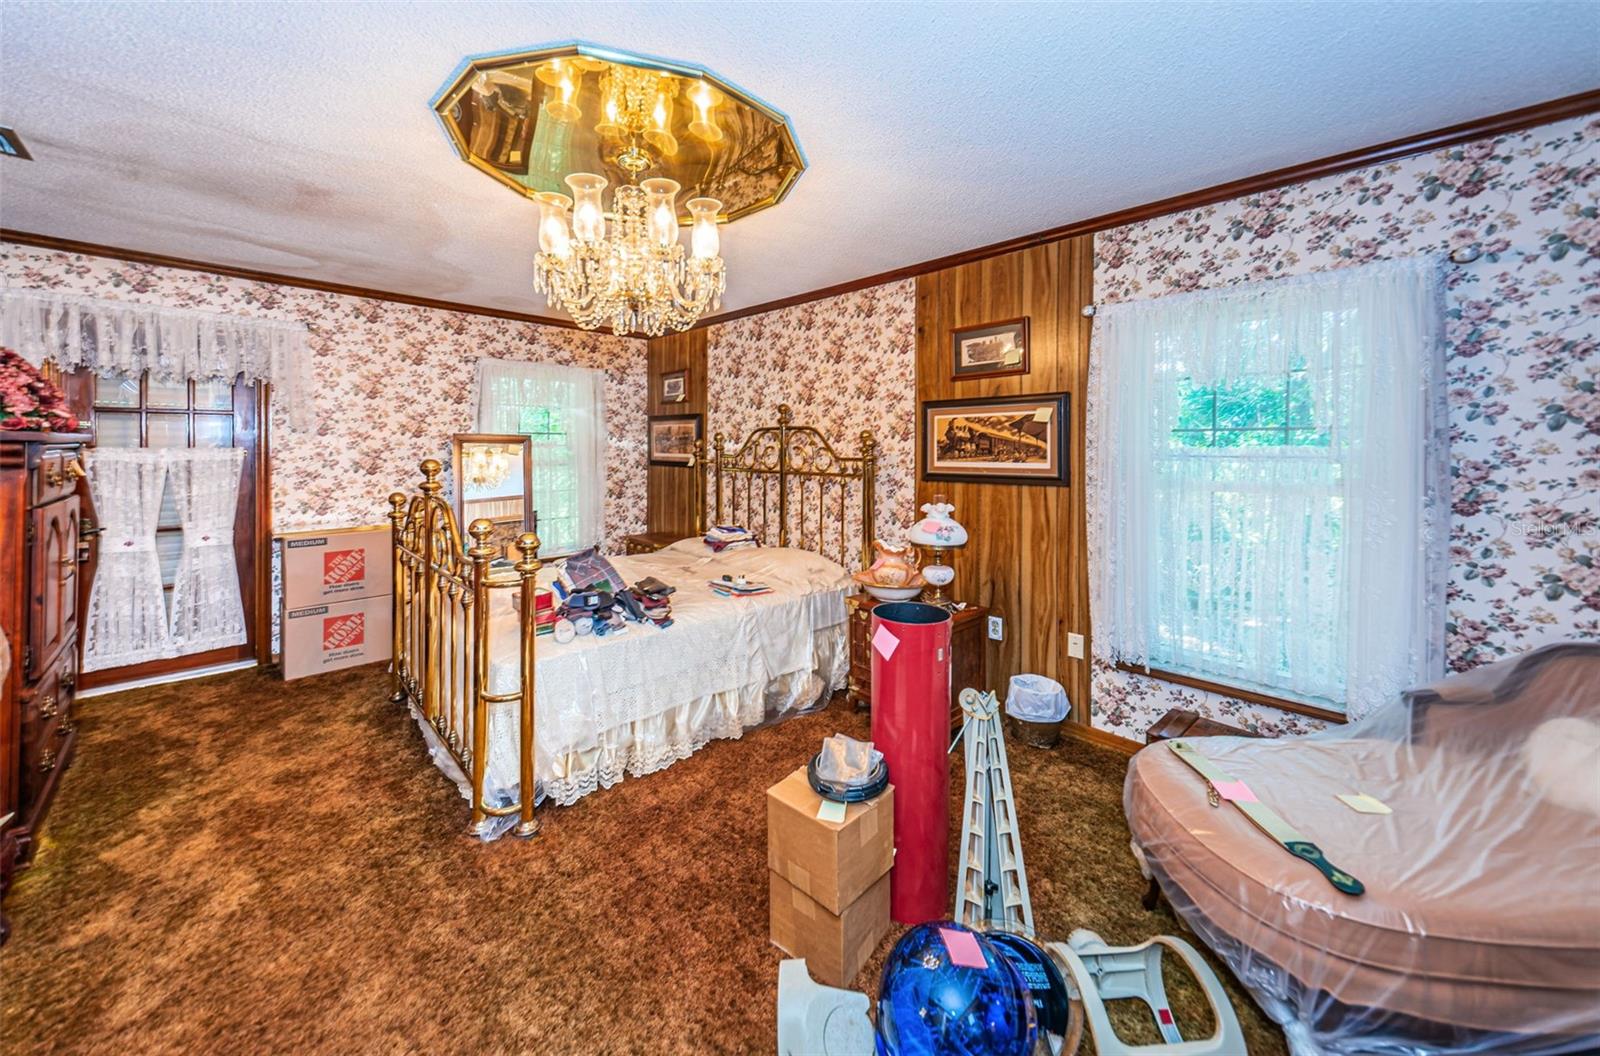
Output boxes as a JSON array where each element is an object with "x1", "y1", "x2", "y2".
[{"x1": 1, "y1": 664, "x2": 1286, "y2": 1054}]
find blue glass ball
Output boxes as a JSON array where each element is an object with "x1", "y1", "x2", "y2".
[{"x1": 875, "y1": 922, "x2": 1038, "y2": 1056}]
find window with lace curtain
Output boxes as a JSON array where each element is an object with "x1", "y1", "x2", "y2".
[
  {"x1": 475, "y1": 360, "x2": 606, "y2": 557},
  {"x1": 1090, "y1": 258, "x2": 1449, "y2": 720}
]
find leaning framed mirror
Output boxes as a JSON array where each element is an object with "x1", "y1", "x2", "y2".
[{"x1": 451, "y1": 433, "x2": 534, "y2": 561}]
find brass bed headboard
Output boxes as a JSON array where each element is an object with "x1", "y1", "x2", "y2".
[{"x1": 697, "y1": 404, "x2": 876, "y2": 571}]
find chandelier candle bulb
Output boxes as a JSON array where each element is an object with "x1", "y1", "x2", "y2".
[
  {"x1": 642, "y1": 178, "x2": 682, "y2": 247},
  {"x1": 688, "y1": 198, "x2": 722, "y2": 259},
  {"x1": 535, "y1": 192, "x2": 574, "y2": 257},
  {"x1": 566, "y1": 173, "x2": 608, "y2": 240}
]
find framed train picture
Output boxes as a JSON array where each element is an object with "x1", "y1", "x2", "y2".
[{"x1": 921, "y1": 392, "x2": 1068, "y2": 485}]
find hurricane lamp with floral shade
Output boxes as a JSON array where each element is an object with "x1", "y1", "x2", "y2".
[{"x1": 907, "y1": 494, "x2": 968, "y2": 607}]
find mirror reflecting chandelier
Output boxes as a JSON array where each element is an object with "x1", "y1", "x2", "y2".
[{"x1": 432, "y1": 44, "x2": 805, "y2": 337}]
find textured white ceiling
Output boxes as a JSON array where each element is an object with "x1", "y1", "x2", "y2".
[{"x1": 2, "y1": 1, "x2": 1596, "y2": 319}]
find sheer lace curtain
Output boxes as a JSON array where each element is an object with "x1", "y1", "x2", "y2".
[
  {"x1": 167, "y1": 448, "x2": 247, "y2": 653},
  {"x1": 1089, "y1": 256, "x2": 1448, "y2": 717},
  {"x1": 82, "y1": 449, "x2": 175, "y2": 671},
  {"x1": 474, "y1": 359, "x2": 607, "y2": 556},
  {"x1": 0, "y1": 287, "x2": 314, "y2": 429}
]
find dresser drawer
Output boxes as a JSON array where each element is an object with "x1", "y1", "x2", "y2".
[
  {"x1": 32, "y1": 447, "x2": 83, "y2": 507},
  {"x1": 20, "y1": 640, "x2": 76, "y2": 814}
]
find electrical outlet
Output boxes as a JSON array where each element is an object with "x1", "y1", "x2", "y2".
[
  {"x1": 986, "y1": 615, "x2": 1004, "y2": 641},
  {"x1": 1067, "y1": 632, "x2": 1085, "y2": 659}
]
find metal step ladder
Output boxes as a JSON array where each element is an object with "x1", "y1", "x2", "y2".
[{"x1": 954, "y1": 688, "x2": 1033, "y2": 933}]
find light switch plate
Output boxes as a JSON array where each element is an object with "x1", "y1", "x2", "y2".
[
  {"x1": 1067, "y1": 632, "x2": 1085, "y2": 659},
  {"x1": 987, "y1": 615, "x2": 1004, "y2": 641}
]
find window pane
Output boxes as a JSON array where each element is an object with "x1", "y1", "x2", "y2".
[
  {"x1": 147, "y1": 413, "x2": 189, "y2": 448},
  {"x1": 193, "y1": 415, "x2": 233, "y2": 448},
  {"x1": 147, "y1": 377, "x2": 189, "y2": 409},
  {"x1": 194, "y1": 378, "x2": 235, "y2": 410},
  {"x1": 95, "y1": 374, "x2": 141, "y2": 408},
  {"x1": 94, "y1": 412, "x2": 141, "y2": 447},
  {"x1": 1287, "y1": 374, "x2": 1316, "y2": 427},
  {"x1": 156, "y1": 530, "x2": 183, "y2": 588},
  {"x1": 158, "y1": 482, "x2": 181, "y2": 529}
]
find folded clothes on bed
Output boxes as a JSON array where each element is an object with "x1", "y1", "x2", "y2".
[
  {"x1": 557, "y1": 547, "x2": 626, "y2": 593},
  {"x1": 704, "y1": 524, "x2": 758, "y2": 552}
]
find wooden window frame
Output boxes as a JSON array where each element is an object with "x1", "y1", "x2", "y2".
[{"x1": 1113, "y1": 660, "x2": 1347, "y2": 724}]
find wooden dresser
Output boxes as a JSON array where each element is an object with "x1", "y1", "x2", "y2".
[
  {"x1": 1, "y1": 430, "x2": 94, "y2": 932},
  {"x1": 846, "y1": 594, "x2": 989, "y2": 729},
  {"x1": 623, "y1": 530, "x2": 683, "y2": 555}
]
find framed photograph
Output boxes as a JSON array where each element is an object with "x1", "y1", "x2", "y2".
[
  {"x1": 921, "y1": 392, "x2": 1069, "y2": 485},
  {"x1": 648, "y1": 414, "x2": 701, "y2": 466},
  {"x1": 660, "y1": 369, "x2": 688, "y2": 404},
  {"x1": 951, "y1": 317, "x2": 1029, "y2": 380}
]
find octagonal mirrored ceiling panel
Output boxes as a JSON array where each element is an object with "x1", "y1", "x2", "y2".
[{"x1": 432, "y1": 42, "x2": 805, "y2": 223}]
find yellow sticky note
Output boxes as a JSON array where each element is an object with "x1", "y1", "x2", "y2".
[
  {"x1": 1337, "y1": 793, "x2": 1392, "y2": 815},
  {"x1": 1002, "y1": 346, "x2": 1023, "y2": 365},
  {"x1": 816, "y1": 799, "x2": 848, "y2": 823},
  {"x1": 1032, "y1": 406, "x2": 1053, "y2": 422}
]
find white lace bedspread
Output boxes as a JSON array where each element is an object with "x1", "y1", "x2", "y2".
[{"x1": 447, "y1": 541, "x2": 851, "y2": 819}]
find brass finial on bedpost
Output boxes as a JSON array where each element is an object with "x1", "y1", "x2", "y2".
[
  {"x1": 420, "y1": 458, "x2": 443, "y2": 496},
  {"x1": 387, "y1": 492, "x2": 408, "y2": 705},
  {"x1": 513, "y1": 530, "x2": 542, "y2": 839},
  {"x1": 859, "y1": 430, "x2": 877, "y2": 570}
]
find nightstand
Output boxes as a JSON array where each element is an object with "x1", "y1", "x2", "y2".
[
  {"x1": 846, "y1": 594, "x2": 989, "y2": 729},
  {"x1": 623, "y1": 531, "x2": 684, "y2": 555}
]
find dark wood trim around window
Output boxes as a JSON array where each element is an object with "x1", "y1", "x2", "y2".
[{"x1": 1114, "y1": 660, "x2": 1348, "y2": 725}]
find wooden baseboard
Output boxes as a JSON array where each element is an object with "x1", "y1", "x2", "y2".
[{"x1": 1058, "y1": 720, "x2": 1143, "y2": 756}]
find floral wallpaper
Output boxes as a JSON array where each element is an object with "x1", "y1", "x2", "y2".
[
  {"x1": 0, "y1": 244, "x2": 648, "y2": 553},
  {"x1": 1090, "y1": 111, "x2": 1600, "y2": 741},
  {"x1": 705, "y1": 280, "x2": 918, "y2": 555}
]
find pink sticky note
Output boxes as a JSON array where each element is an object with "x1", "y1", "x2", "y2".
[
  {"x1": 872, "y1": 625, "x2": 900, "y2": 661},
  {"x1": 939, "y1": 927, "x2": 988, "y2": 969},
  {"x1": 1213, "y1": 780, "x2": 1258, "y2": 803}
]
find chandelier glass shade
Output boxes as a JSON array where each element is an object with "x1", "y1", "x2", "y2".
[{"x1": 533, "y1": 173, "x2": 726, "y2": 336}]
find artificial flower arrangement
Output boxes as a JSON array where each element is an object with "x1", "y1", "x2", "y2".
[{"x1": 0, "y1": 347, "x2": 80, "y2": 432}]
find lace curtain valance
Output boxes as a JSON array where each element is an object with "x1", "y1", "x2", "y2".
[{"x1": 0, "y1": 287, "x2": 314, "y2": 430}]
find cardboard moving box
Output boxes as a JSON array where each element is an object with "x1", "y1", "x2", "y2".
[
  {"x1": 766, "y1": 767, "x2": 895, "y2": 914},
  {"x1": 280, "y1": 526, "x2": 393, "y2": 608},
  {"x1": 281, "y1": 595, "x2": 392, "y2": 681},
  {"x1": 769, "y1": 869, "x2": 892, "y2": 989}
]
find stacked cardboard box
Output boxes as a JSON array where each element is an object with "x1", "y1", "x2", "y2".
[
  {"x1": 766, "y1": 767, "x2": 894, "y2": 987},
  {"x1": 279, "y1": 526, "x2": 393, "y2": 681}
]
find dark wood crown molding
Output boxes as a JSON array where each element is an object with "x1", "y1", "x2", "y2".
[
  {"x1": 4, "y1": 89, "x2": 1597, "y2": 334},
  {"x1": 0, "y1": 229, "x2": 583, "y2": 331},
  {"x1": 695, "y1": 88, "x2": 1600, "y2": 328}
]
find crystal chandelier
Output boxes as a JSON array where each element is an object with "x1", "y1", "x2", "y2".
[
  {"x1": 533, "y1": 172, "x2": 725, "y2": 337},
  {"x1": 529, "y1": 63, "x2": 727, "y2": 336},
  {"x1": 461, "y1": 444, "x2": 513, "y2": 490}
]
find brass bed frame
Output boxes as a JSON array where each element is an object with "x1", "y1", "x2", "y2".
[{"x1": 387, "y1": 406, "x2": 876, "y2": 837}]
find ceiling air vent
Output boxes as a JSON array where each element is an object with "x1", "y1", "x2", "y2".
[{"x1": 0, "y1": 127, "x2": 34, "y2": 160}]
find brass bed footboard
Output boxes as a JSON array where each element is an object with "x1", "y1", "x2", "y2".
[{"x1": 388, "y1": 459, "x2": 541, "y2": 838}]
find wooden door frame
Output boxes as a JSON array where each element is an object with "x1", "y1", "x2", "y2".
[{"x1": 61, "y1": 373, "x2": 274, "y2": 689}]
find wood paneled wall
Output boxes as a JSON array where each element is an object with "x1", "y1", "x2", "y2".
[
  {"x1": 645, "y1": 329, "x2": 707, "y2": 537},
  {"x1": 915, "y1": 236, "x2": 1093, "y2": 721}
]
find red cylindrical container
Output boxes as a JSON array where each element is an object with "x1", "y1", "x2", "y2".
[{"x1": 869, "y1": 601, "x2": 953, "y2": 925}]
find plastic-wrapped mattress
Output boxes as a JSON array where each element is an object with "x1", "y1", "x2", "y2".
[{"x1": 1124, "y1": 642, "x2": 1600, "y2": 1055}]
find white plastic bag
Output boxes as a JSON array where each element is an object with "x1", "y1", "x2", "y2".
[
  {"x1": 816, "y1": 734, "x2": 883, "y2": 786},
  {"x1": 1005, "y1": 673, "x2": 1069, "y2": 722}
]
